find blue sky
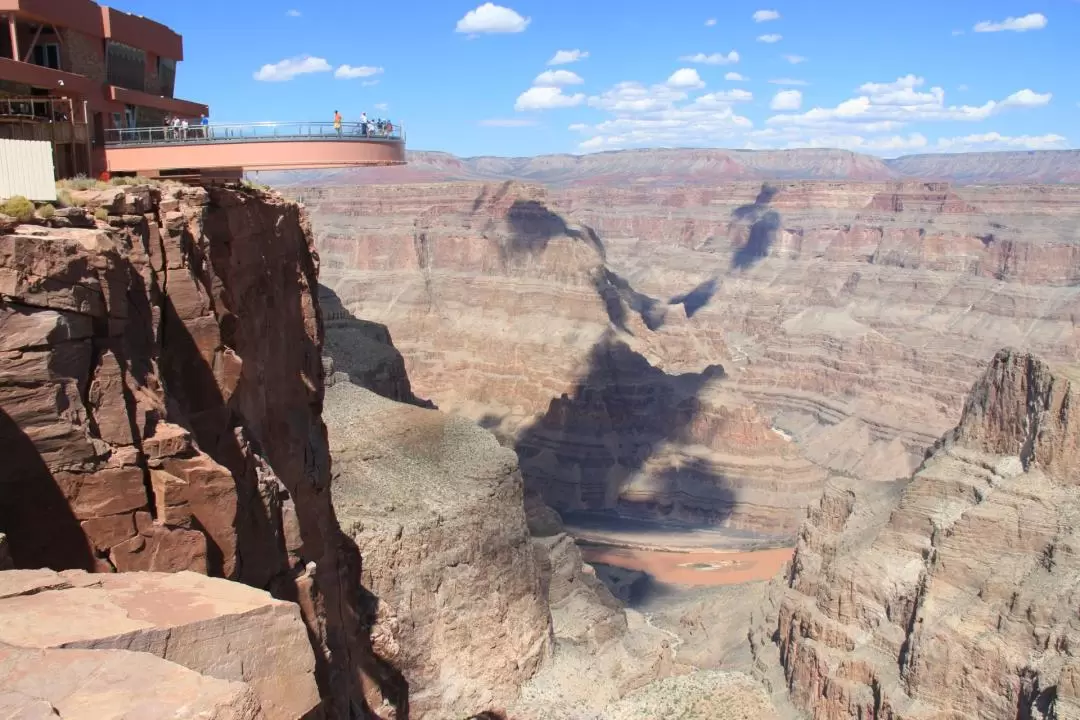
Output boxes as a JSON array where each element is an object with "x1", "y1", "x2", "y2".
[{"x1": 115, "y1": 0, "x2": 1076, "y2": 158}]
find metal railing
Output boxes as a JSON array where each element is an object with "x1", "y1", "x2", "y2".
[
  {"x1": 104, "y1": 121, "x2": 405, "y2": 147},
  {"x1": 0, "y1": 97, "x2": 79, "y2": 124}
]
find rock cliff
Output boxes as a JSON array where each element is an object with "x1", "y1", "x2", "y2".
[
  {"x1": 750, "y1": 348, "x2": 1080, "y2": 719},
  {"x1": 0, "y1": 185, "x2": 382, "y2": 717}
]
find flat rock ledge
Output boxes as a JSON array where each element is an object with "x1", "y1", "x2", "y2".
[{"x1": 0, "y1": 569, "x2": 321, "y2": 720}]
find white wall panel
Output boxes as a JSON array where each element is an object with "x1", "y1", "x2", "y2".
[{"x1": 0, "y1": 139, "x2": 57, "y2": 202}]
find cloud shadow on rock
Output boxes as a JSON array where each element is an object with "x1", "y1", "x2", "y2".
[
  {"x1": 502, "y1": 199, "x2": 606, "y2": 262},
  {"x1": 593, "y1": 268, "x2": 666, "y2": 334},
  {"x1": 670, "y1": 276, "x2": 720, "y2": 318},
  {"x1": 730, "y1": 183, "x2": 782, "y2": 271},
  {"x1": 513, "y1": 333, "x2": 731, "y2": 531}
]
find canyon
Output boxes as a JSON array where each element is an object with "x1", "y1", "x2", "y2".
[{"x1": 2, "y1": 146, "x2": 1080, "y2": 720}]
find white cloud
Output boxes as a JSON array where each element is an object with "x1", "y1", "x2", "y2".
[
  {"x1": 783, "y1": 54, "x2": 807, "y2": 64},
  {"x1": 771, "y1": 89, "x2": 802, "y2": 110},
  {"x1": 455, "y1": 3, "x2": 530, "y2": 34},
  {"x1": 726, "y1": 72, "x2": 748, "y2": 81},
  {"x1": 515, "y1": 86, "x2": 585, "y2": 110},
  {"x1": 758, "y1": 33, "x2": 782, "y2": 43},
  {"x1": 679, "y1": 51, "x2": 740, "y2": 65},
  {"x1": 533, "y1": 69, "x2": 584, "y2": 86},
  {"x1": 753, "y1": 9, "x2": 780, "y2": 22},
  {"x1": 334, "y1": 65, "x2": 384, "y2": 79},
  {"x1": 745, "y1": 128, "x2": 929, "y2": 154},
  {"x1": 765, "y1": 76, "x2": 1054, "y2": 134},
  {"x1": 1001, "y1": 89, "x2": 1052, "y2": 107},
  {"x1": 936, "y1": 132, "x2": 1066, "y2": 151},
  {"x1": 285, "y1": 9, "x2": 301, "y2": 16},
  {"x1": 361, "y1": 79, "x2": 379, "y2": 86},
  {"x1": 588, "y1": 81, "x2": 689, "y2": 113},
  {"x1": 577, "y1": 78, "x2": 753, "y2": 151},
  {"x1": 769, "y1": 78, "x2": 808, "y2": 86},
  {"x1": 548, "y1": 49, "x2": 589, "y2": 65},
  {"x1": 974, "y1": 12, "x2": 1047, "y2": 32},
  {"x1": 253, "y1": 55, "x2": 330, "y2": 82},
  {"x1": 958, "y1": 84, "x2": 969, "y2": 92},
  {"x1": 667, "y1": 68, "x2": 705, "y2": 89},
  {"x1": 375, "y1": 103, "x2": 389, "y2": 111},
  {"x1": 951, "y1": 29, "x2": 964, "y2": 36},
  {"x1": 705, "y1": 17, "x2": 717, "y2": 26},
  {"x1": 568, "y1": 123, "x2": 590, "y2": 132},
  {"x1": 480, "y1": 118, "x2": 539, "y2": 127},
  {"x1": 692, "y1": 89, "x2": 753, "y2": 106}
]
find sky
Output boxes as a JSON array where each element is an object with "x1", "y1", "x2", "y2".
[{"x1": 113, "y1": 0, "x2": 1078, "y2": 158}]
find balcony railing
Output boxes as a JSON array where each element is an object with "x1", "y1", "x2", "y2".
[{"x1": 104, "y1": 121, "x2": 405, "y2": 147}]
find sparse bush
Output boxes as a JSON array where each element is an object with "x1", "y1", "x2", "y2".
[
  {"x1": 242, "y1": 178, "x2": 271, "y2": 192},
  {"x1": 94, "y1": 207, "x2": 109, "y2": 221},
  {"x1": 0, "y1": 196, "x2": 34, "y2": 222},
  {"x1": 109, "y1": 175, "x2": 136, "y2": 186},
  {"x1": 59, "y1": 175, "x2": 106, "y2": 191},
  {"x1": 37, "y1": 203, "x2": 56, "y2": 219},
  {"x1": 57, "y1": 189, "x2": 74, "y2": 207}
]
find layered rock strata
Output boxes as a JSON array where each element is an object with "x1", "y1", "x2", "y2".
[
  {"x1": 304, "y1": 180, "x2": 1080, "y2": 528},
  {"x1": 312, "y1": 181, "x2": 831, "y2": 539},
  {"x1": 750, "y1": 348, "x2": 1080, "y2": 720},
  {"x1": 0, "y1": 185, "x2": 379, "y2": 717},
  {"x1": 0, "y1": 568, "x2": 318, "y2": 719}
]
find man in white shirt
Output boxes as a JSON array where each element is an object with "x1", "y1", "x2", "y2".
[{"x1": 360, "y1": 111, "x2": 368, "y2": 137}]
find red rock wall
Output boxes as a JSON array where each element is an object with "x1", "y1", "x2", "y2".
[{"x1": 0, "y1": 185, "x2": 387, "y2": 718}]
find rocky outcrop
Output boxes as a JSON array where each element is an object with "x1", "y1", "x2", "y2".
[
  {"x1": 0, "y1": 568, "x2": 318, "y2": 719},
  {"x1": 750, "y1": 348, "x2": 1080, "y2": 719},
  {"x1": 0, "y1": 185, "x2": 379, "y2": 717},
  {"x1": 325, "y1": 380, "x2": 552, "y2": 719},
  {"x1": 0, "y1": 645, "x2": 263, "y2": 720}
]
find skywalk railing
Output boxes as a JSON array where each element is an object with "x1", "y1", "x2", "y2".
[{"x1": 104, "y1": 121, "x2": 405, "y2": 147}]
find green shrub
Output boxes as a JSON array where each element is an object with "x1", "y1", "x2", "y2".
[
  {"x1": 1, "y1": 196, "x2": 34, "y2": 221},
  {"x1": 37, "y1": 203, "x2": 56, "y2": 219},
  {"x1": 109, "y1": 175, "x2": 135, "y2": 186},
  {"x1": 94, "y1": 207, "x2": 109, "y2": 221},
  {"x1": 57, "y1": 189, "x2": 74, "y2": 207}
]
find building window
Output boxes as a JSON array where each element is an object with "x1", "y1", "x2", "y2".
[
  {"x1": 31, "y1": 44, "x2": 61, "y2": 70},
  {"x1": 106, "y1": 41, "x2": 146, "y2": 92},
  {"x1": 157, "y1": 57, "x2": 176, "y2": 97}
]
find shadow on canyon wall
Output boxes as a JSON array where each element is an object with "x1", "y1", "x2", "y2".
[
  {"x1": 164, "y1": 194, "x2": 409, "y2": 719},
  {"x1": 511, "y1": 335, "x2": 733, "y2": 524},
  {"x1": 0, "y1": 406, "x2": 94, "y2": 571},
  {"x1": 319, "y1": 285, "x2": 435, "y2": 409},
  {"x1": 502, "y1": 198, "x2": 606, "y2": 261},
  {"x1": 670, "y1": 276, "x2": 720, "y2": 318},
  {"x1": 731, "y1": 183, "x2": 782, "y2": 271}
]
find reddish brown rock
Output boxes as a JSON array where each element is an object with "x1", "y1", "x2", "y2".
[
  {"x1": 0, "y1": 183, "x2": 380, "y2": 717},
  {"x1": 0, "y1": 644, "x2": 265, "y2": 720},
  {"x1": 0, "y1": 568, "x2": 322, "y2": 720}
]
